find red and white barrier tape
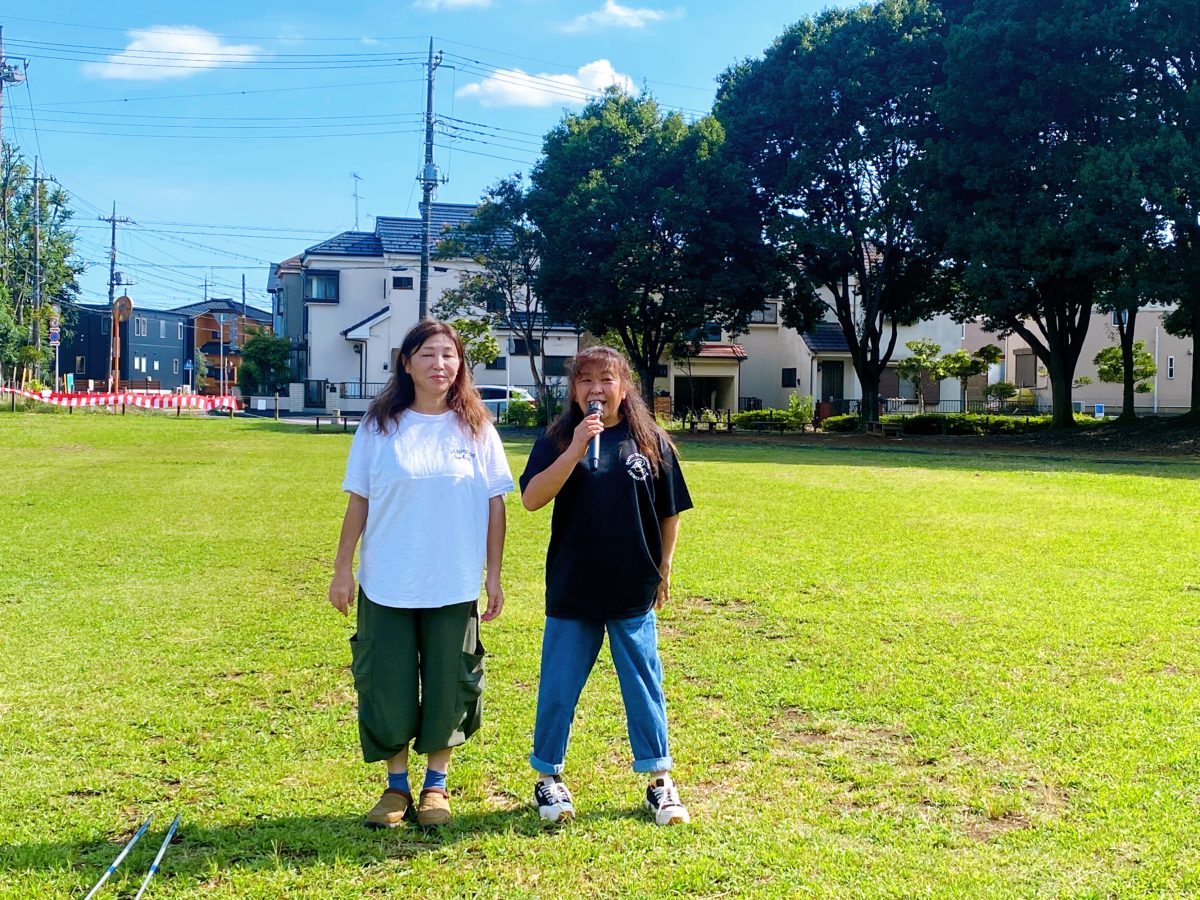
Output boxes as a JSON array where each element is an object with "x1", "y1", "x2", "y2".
[{"x1": 1, "y1": 387, "x2": 240, "y2": 411}]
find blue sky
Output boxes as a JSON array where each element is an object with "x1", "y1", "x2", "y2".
[{"x1": 1, "y1": 1, "x2": 834, "y2": 310}]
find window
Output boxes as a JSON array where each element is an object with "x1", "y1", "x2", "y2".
[
  {"x1": 134, "y1": 317, "x2": 148, "y2": 337},
  {"x1": 178, "y1": 323, "x2": 184, "y2": 340},
  {"x1": 1111, "y1": 309, "x2": 1129, "y2": 327},
  {"x1": 173, "y1": 359, "x2": 180, "y2": 375},
  {"x1": 781, "y1": 368, "x2": 797, "y2": 388},
  {"x1": 101, "y1": 318, "x2": 110, "y2": 335},
  {"x1": 1168, "y1": 356, "x2": 1175, "y2": 379},
  {"x1": 1014, "y1": 349, "x2": 1037, "y2": 387},
  {"x1": 511, "y1": 338, "x2": 542, "y2": 356},
  {"x1": 485, "y1": 297, "x2": 506, "y2": 314},
  {"x1": 211, "y1": 329, "x2": 220, "y2": 339},
  {"x1": 304, "y1": 271, "x2": 339, "y2": 302},
  {"x1": 392, "y1": 276, "x2": 414, "y2": 290},
  {"x1": 655, "y1": 364, "x2": 669, "y2": 377},
  {"x1": 750, "y1": 303, "x2": 778, "y2": 325},
  {"x1": 485, "y1": 356, "x2": 507, "y2": 370},
  {"x1": 159, "y1": 320, "x2": 166, "y2": 338},
  {"x1": 153, "y1": 357, "x2": 160, "y2": 372},
  {"x1": 544, "y1": 356, "x2": 569, "y2": 377},
  {"x1": 701, "y1": 323, "x2": 722, "y2": 341},
  {"x1": 75, "y1": 356, "x2": 86, "y2": 374}
]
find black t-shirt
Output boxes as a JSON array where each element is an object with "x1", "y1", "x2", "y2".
[{"x1": 519, "y1": 420, "x2": 693, "y2": 621}]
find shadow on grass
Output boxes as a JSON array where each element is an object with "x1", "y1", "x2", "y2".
[
  {"x1": 234, "y1": 416, "x2": 1200, "y2": 477},
  {"x1": 0, "y1": 807, "x2": 543, "y2": 880}
]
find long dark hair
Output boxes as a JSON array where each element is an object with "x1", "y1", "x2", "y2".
[
  {"x1": 362, "y1": 320, "x2": 490, "y2": 438},
  {"x1": 545, "y1": 345, "x2": 674, "y2": 472}
]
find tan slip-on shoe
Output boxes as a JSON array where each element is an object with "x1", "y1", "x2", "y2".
[
  {"x1": 417, "y1": 787, "x2": 451, "y2": 827},
  {"x1": 365, "y1": 789, "x2": 413, "y2": 828}
]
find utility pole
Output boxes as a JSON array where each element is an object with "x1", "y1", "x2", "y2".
[
  {"x1": 418, "y1": 38, "x2": 444, "y2": 322},
  {"x1": 0, "y1": 27, "x2": 28, "y2": 145},
  {"x1": 99, "y1": 203, "x2": 133, "y2": 389},
  {"x1": 31, "y1": 157, "x2": 40, "y2": 379},
  {"x1": 352, "y1": 172, "x2": 363, "y2": 230}
]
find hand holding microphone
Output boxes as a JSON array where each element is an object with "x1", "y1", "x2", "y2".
[{"x1": 587, "y1": 400, "x2": 603, "y2": 472}]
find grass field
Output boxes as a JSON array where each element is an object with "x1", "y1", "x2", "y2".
[{"x1": 1, "y1": 412, "x2": 1198, "y2": 898}]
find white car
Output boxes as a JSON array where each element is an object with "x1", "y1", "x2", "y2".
[{"x1": 477, "y1": 385, "x2": 537, "y2": 419}]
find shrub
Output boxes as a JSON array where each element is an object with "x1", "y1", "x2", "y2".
[
  {"x1": 893, "y1": 413, "x2": 1056, "y2": 435},
  {"x1": 502, "y1": 399, "x2": 539, "y2": 428},
  {"x1": 821, "y1": 413, "x2": 859, "y2": 432}
]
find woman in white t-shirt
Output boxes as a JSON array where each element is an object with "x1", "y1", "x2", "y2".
[{"x1": 328, "y1": 320, "x2": 514, "y2": 829}]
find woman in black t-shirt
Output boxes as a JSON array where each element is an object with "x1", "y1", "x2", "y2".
[{"x1": 519, "y1": 346, "x2": 693, "y2": 827}]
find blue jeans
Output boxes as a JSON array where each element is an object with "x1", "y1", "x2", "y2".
[{"x1": 530, "y1": 612, "x2": 672, "y2": 775}]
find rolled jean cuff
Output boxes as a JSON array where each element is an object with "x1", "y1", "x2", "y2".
[
  {"x1": 529, "y1": 752, "x2": 565, "y2": 776},
  {"x1": 632, "y1": 755, "x2": 672, "y2": 774}
]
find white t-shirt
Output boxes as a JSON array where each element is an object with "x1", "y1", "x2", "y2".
[{"x1": 342, "y1": 409, "x2": 515, "y2": 608}]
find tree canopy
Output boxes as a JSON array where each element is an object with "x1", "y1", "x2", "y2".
[
  {"x1": 1, "y1": 142, "x2": 82, "y2": 386},
  {"x1": 527, "y1": 90, "x2": 783, "y2": 406},
  {"x1": 716, "y1": 0, "x2": 951, "y2": 425},
  {"x1": 921, "y1": 0, "x2": 1153, "y2": 427}
]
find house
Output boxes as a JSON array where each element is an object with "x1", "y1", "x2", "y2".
[
  {"x1": 61, "y1": 302, "x2": 189, "y2": 392},
  {"x1": 269, "y1": 203, "x2": 580, "y2": 412},
  {"x1": 989, "y1": 307, "x2": 1194, "y2": 416},
  {"x1": 169, "y1": 298, "x2": 272, "y2": 395},
  {"x1": 687, "y1": 295, "x2": 965, "y2": 417}
]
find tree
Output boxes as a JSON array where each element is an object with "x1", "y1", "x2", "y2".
[
  {"x1": 191, "y1": 347, "x2": 209, "y2": 393},
  {"x1": 528, "y1": 90, "x2": 784, "y2": 408},
  {"x1": 1094, "y1": 341, "x2": 1157, "y2": 416},
  {"x1": 941, "y1": 343, "x2": 1001, "y2": 413},
  {"x1": 237, "y1": 327, "x2": 291, "y2": 396},
  {"x1": 447, "y1": 317, "x2": 500, "y2": 370},
  {"x1": 895, "y1": 339, "x2": 945, "y2": 413},
  {"x1": 434, "y1": 176, "x2": 554, "y2": 411},
  {"x1": 0, "y1": 142, "x2": 82, "y2": 384},
  {"x1": 923, "y1": 0, "x2": 1150, "y2": 428},
  {"x1": 716, "y1": 0, "x2": 952, "y2": 427},
  {"x1": 1133, "y1": 0, "x2": 1200, "y2": 415}
]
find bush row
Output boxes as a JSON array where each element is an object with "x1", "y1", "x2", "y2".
[{"x1": 820, "y1": 412, "x2": 1061, "y2": 435}]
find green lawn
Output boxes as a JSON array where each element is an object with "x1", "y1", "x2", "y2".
[{"x1": 1, "y1": 412, "x2": 1198, "y2": 898}]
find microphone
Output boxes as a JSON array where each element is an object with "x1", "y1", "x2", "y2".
[{"x1": 587, "y1": 400, "x2": 602, "y2": 472}]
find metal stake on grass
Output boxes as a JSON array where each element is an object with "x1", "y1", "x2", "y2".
[
  {"x1": 132, "y1": 813, "x2": 182, "y2": 900},
  {"x1": 83, "y1": 814, "x2": 154, "y2": 900}
]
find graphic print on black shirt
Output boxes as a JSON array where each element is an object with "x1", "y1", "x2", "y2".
[{"x1": 520, "y1": 421, "x2": 693, "y2": 620}]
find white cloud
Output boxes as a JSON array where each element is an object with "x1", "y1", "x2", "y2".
[
  {"x1": 412, "y1": 0, "x2": 492, "y2": 10},
  {"x1": 456, "y1": 59, "x2": 635, "y2": 108},
  {"x1": 361, "y1": 36, "x2": 383, "y2": 46},
  {"x1": 82, "y1": 26, "x2": 261, "y2": 81},
  {"x1": 561, "y1": 1, "x2": 677, "y2": 33}
]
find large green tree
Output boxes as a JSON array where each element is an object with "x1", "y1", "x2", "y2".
[
  {"x1": 527, "y1": 90, "x2": 785, "y2": 408},
  {"x1": 1133, "y1": 0, "x2": 1200, "y2": 415},
  {"x1": 434, "y1": 176, "x2": 553, "y2": 411},
  {"x1": 0, "y1": 142, "x2": 82, "y2": 385},
  {"x1": 923, "y1": 0, "x2": 1150, "y2": 428},
  {"x1": 716, "y1": 0, "x2": 950, "y2": 425},
  {"x1": 237, "y1": 327, "x2": 292, "y2": 396}
]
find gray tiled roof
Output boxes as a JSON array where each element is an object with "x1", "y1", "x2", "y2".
[
  {"x1": 304, "y1": 203, "x2": 478, "y2": 259},
  {"x1": 802, "y1": 323, "x2": 851, "y2": 353},
  {"x1": 169, "y1": 298, "x2": 272, "y2": 322}
]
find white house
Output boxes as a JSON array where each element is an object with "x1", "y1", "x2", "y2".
[{"x1": 269, "y1": 203, "x2": 579, "y2": 412}]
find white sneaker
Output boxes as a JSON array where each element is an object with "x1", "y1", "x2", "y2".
[
  {"x1": 534, "y1": 775, "x2": 576, "y2": 823},
  {"x1": 644, "y1": 777, "x2": 690, "y2": 826}
]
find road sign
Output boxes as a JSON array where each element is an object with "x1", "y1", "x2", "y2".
[
  {"x1": 49, "y1": 329, "x2": 60, "y2": 346},
  {"x1": 184, "y1": 360, "x2": 193, "y2": 370}
]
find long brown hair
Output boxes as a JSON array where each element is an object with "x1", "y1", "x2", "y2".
[
  {"x1": 362, "y1": 320, "x2": 490, "y2": 438},
  {"x1": 545, "y1": 345, "x2": 675, "y2": 472}
]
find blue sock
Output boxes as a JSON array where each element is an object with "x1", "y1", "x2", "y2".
[
  {"x1": 386, "y1": 770, "x2": 410, "y2": 794},
  {"x1": 423, "y1": 768, "x2": 447, "y2": 792}
]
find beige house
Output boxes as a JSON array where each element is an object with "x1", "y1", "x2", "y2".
[{"x1": 968, "y1": 307, "x2": 1193, "y2": 416}]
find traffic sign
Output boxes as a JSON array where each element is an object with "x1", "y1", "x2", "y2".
[{"x1": 184, "y1": 360, "x2": 194, "y2": 370}]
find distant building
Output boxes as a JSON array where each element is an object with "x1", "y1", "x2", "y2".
[
  {"x1": 169, "y1": 298, "x2": 272, "y2": 395},
  {"x1": 61, "y1": 302, "x2": 189, "y2": 391}
]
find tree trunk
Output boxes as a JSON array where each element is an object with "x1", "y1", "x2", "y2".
[
  {"x1": 1047, "y1": 357, "x2": 1076, "y2": 428},
  {"x1": 638, "y1": 362, "x2": 657, "y2": 412},
  {"x1": 1119, "y1": 331, "x2": 1137, "y2": 424}
]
